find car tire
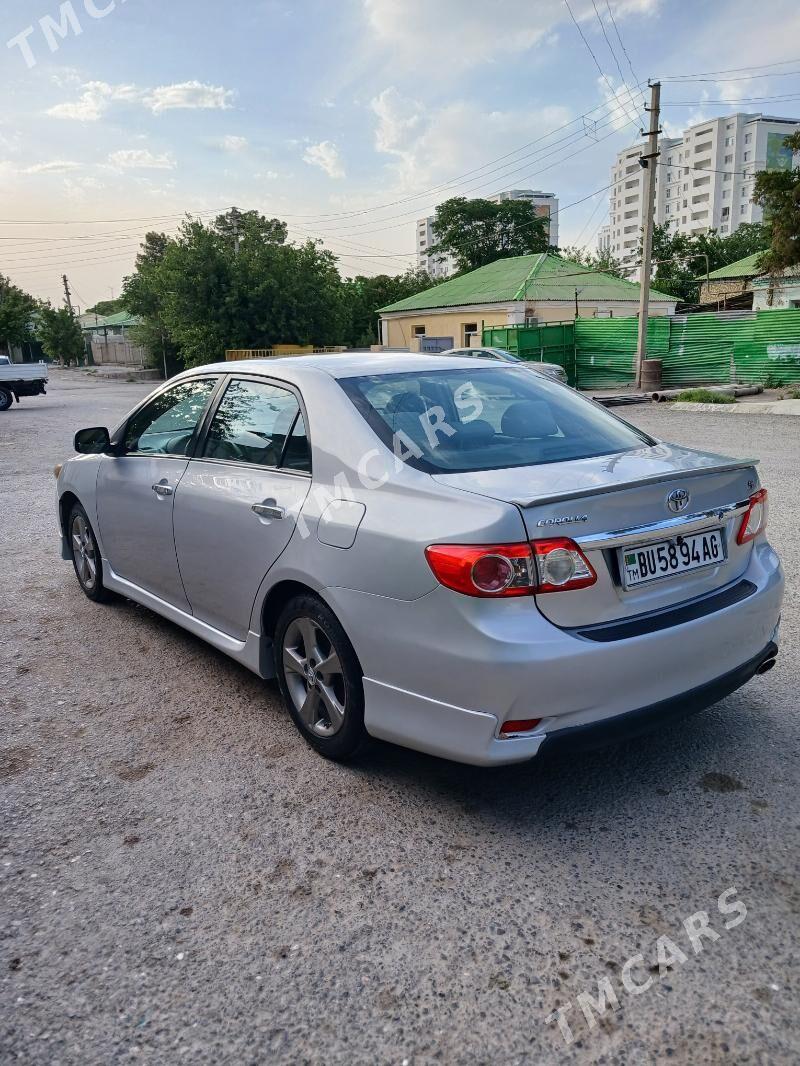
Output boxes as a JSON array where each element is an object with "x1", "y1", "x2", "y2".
[
  {"x1": 0, "y1": 388, "x2": 13, "y2": 412},
  {"x1": 274, "y1": 594, "x2": 367, "y2": 761},
  {"x1": 67, "y1": 502, "x2": 114, "y2": 603}
]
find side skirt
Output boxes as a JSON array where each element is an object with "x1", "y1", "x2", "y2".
[{"x1": 103, "y1": 564, "x2": 273, "y2": 679}]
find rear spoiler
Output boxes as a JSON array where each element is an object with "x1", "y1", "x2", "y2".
[{"x1": 511, "y1": 457, "x2": 759, "y2": 508}]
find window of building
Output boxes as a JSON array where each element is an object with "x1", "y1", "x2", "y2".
[
  {"x1": 665, "y1": 204, "x2": 670, "y2": 214},
  {"x1": 726, "y1": 122, "x2": 733, "y2": 130},
  {"x1": 723, "y1": 172, "x2": 731, "y2": 182},
  {"x1": 684, "y1": 167, "x2": 689, "y2": 175},
  {"x1": 722, "y1": 189, "x2": 730, "y2": 199},
  {"x1": 682, "y1": 216, "x2": 687, "y2": 224},
  {"x1": 740, "y1": 204, "x2": 747, "y2": 215},
  {"x1": 721, "y1": 224, "x2": 729, "y2": 233},
  {"x1": 724, "y1": 136, "x2": 733, "y2": 146},
  {"x1": 462, "y1": 323, "x2": 478, "y2": 345},
  {"x1": 744, "y1": 151, "x2": 750, "y2": 162},
  {"x1": 744, "y1": 132, "x2": 752, "y2": 144},
  {"x1": 724, "y1": 154, "x2": 733, "y2": 164},
  {"x1": 413, "y1": 325, "x2": 426, "y2": 337},
  {"x1": 683, "y1": 199, "x2": 687, "y2": 208},
  {"x1": 722, "y1": 206, "x2": 730, "y2": 218},
  {"x1": 666, "y1": 187, "x2": 671, "y2": 198},
  {"x1": 683, "y1": 183, "x2": 688, "y2": 191}
]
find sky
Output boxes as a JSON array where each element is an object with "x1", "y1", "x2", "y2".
[{"x1": 1, "y1": 0, "x2": 800, "y2": 308}]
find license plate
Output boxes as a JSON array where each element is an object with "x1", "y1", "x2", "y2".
[{"x1": 620, "y1": 529, "x2": 726, "y2": 588}]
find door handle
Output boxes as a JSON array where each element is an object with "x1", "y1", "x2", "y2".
[
  {"x1": 252, "y1": 502, "x2": 285, "y2": 519},
  {"x1": 151, "y1": 482, "x2": 174, "y2": 497}
]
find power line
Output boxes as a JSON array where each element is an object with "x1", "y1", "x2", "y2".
[
  {"x1": 660, "y1": 58, "x2": 800, "y2": 78},
  {"x1": 563, "y1": 0, "x2": 642, "y2": 132},
  {"x1": 662, "y1": 70, "x2": 800, "y2": 84},
  {"x1": 605, "y1": 0, "x2": 643, "y2": 98},
  {"x1": 591, "y1": 0, "x2": 645, "y2": 125}
]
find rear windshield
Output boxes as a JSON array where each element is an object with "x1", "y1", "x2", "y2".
[{"x1": 339, "y1": 366, "x2": 653, "y2": 474}]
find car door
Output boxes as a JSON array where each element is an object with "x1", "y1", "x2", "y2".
[
  {"x1": 96, "y1": 376, "x2": 220, "y2": 610},
  {"x1": 172, "y1": 376, "x2": 312, "y2": 639}
]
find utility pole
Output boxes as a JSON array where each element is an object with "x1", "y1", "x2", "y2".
[
  {"x1": 62, "y1": 274, "x2": 74, "y2": 317},
  {"x1": 231, "y1": 206, "x2": 241, "y2": 258},
  {"x1": 635, "y1": 80, "x2": 661, "y2": 389}
]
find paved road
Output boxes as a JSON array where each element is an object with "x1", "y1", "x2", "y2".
[{"x1": 1, "y1": 372, "x2": 797, "y2": 1065}]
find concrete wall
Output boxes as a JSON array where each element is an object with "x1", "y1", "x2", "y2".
[
  {"x1": 752, "y1": 278, "x2": 800, "y2": 310},
  {"x1": 698, "y1": 277, "x2": 751, "y2": 304},
  {"x1": 381, "y1": 299, "x2": 675, "y2": 346}
]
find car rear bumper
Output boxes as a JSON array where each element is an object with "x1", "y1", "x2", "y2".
[
  {"x1": 327, "y1": 539, "x2": 783, "y2": 766},
  {"x1": 539, "y1": 639, "x2": 778, "y2": 756}
]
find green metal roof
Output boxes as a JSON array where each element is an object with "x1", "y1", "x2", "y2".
[
  {"x1": 80, "y1": 310, "x2": 141, "y2": 330},
  {"x1": 705, "y1": 252, "x2": 766, "y2": 280},
  {"x1": 378, "y1": 253, "x2": 677, "y2": 314}
]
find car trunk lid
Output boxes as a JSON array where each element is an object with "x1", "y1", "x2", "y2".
[{"x1": 432, "y1": 444, "x2": 759, "y2": 627}]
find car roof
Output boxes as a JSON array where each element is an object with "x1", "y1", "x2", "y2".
[{"x1": 175, "y1": 351, "x2": 507, "y2": 381}]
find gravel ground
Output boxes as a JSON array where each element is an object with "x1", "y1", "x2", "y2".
[{"x1": 1, "y1": 371, "x2": 798, "y2": 1065}]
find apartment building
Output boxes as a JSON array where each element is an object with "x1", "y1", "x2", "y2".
[
  {"x1": 416, "y1": 189, "x2": 559, "y2": 279},
  {"x1": 607, "y1": 113, "x2": 800, "y2": 271}
]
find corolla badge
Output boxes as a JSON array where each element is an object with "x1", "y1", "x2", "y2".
[{"x1": 666, "y1": 488, "x2": 690, "y2": 513}]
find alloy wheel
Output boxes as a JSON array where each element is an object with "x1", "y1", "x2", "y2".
[
  {"x1": 282, "y1": 616, "x2": 346, "y2": 737},
  {"x1": 71, "y1": 513, "x2": 97, "y2": 591}
]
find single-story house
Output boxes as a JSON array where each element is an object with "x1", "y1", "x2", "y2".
[
  {"x1": 79, "y1": 311, "x2": 147, "y2": 368},
  {"x1": 698, "y1": 253, "x2": 765, "y2": 308},
  {"x1": 377, "y1": 253, "x2": 677, "y2": 351},
  {"x1": 751, "y1": 267, "x2": 800, "y2": 311}
]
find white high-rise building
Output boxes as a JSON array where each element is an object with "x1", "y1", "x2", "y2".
[
  {"x1": 416, "y1": 189, "x2": 559, "y2": 279},
  {"x1": 606, "y1": 113, "x2": 800, "y2": 272}
]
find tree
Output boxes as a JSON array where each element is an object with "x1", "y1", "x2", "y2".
[
  {"x1": 753, "y1": 131, "x2": 800, "y2": 275},
  {"x1": 430, "y1": 197, "x2": 550, "y2": 273},
  {"x1": 341, "y1": 269, "x2": 432, "y2": 346},
  {"x1": 558, "y1": 246, "x2": 627, "y2": 279},
  {"x1": 85, "y1": 297, "x2": 127, "y2": 317},
  {"x1": 0, "y1": 275, "x2": 37, "y2": 355},
  {"x1": 636, "y1": 222, "x2": 771, "y2": 304},
  {"x1": 37, "y1": 306, "x2": 84, "y2": 364}
]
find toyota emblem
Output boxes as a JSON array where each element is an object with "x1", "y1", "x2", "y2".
[{"x1": 666, "y1": 488, "x2": 690, "y2": 513}]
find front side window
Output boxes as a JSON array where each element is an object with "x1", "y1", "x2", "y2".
[
  {"x1": 339, "y1": 367, "x2": 653, "y2": 474},
  {"x1": 203, "y1": 378, "x2": 304, "y2": 468},
  {"x1": 124, "y1": 378, "x2": 217, "y2": 456}
]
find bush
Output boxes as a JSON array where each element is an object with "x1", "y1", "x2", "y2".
[{"x1": 671, "y1": 389, "x2": 736, "y2": 404}]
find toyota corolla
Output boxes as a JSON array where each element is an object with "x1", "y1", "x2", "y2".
[{"x1": 56, "y1": 353, "x2": 783, "y2": 765}]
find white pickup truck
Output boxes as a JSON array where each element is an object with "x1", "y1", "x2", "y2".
[{"x1": 0, "y1": 357, "x2": 49, "y2": 410}]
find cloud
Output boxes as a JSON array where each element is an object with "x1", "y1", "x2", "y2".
[
  {"x1": 363, "y1": 0, "x2": 660, "y2": 71},
  {"x1": 303, "y1": 140, "x2": 345, "y2": 178},
  {"x1": 214, "y1": 135, "x2": 249, "y2": 153},
  {"x1": 368, "y1": 87, "x2": 571, "y2": 193},
  {"x1": 108, "y1": 149, "x2": 176, "y2": 170},
  {"x1": 143, "y1": 81, "x2": 236, "y2": 114},
  {"x1": 23, "y1": 160, "x2": 83, "y2": 174},
  {"x1": 47, "y1": 80, "x2": 236, "y2": 121},
  {"x1": 596, "y1": 75, "x2": 644, "y2": 135},
  {"x1": 47, "y1": 81, "x2": 139, "y2": 121}
]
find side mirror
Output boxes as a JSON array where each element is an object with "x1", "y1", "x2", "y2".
[{"x1": 74, "y1": 426, "x2": 111, "y2": 454}]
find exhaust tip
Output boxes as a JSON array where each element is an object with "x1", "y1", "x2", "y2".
[{"x1": 756, "y1": 657, "x2": 777, "y2": 675}]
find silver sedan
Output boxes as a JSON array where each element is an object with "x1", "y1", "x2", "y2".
[
  {"x1": 56, "y1": 353, "x2": 783, "y2": 765},
  {"x1": 439, "y1": 346, "x2": 569, "y2": 384}
]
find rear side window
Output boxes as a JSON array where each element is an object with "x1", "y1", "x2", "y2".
[
  {"x1": 203, "y1": 378, "x2": 307, "y2": 469},
  {"x1": 339, "y1": 367, "x2": 653, "y2": 474}
]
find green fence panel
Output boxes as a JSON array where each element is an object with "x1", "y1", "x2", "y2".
[
  {"x1": 574, "y1": 318, "x2": 668, "y2": 389},
  {"x1": 488, "y1": 310, "x2": 800, "y2": 390},
  {"x1": 735, "y1": 309, "x2": 800, "y2": 385},
  {"x1": 482, "y1": 323, "x2": 577, "y2": 385}
]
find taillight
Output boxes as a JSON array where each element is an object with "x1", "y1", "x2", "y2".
[
  {"x1": 425, "y1": 538, "x2": 596, "y2": 597},
  {"x1": 737, "y1": 488, "x2": 768, "y2": 545},
  {"x1": 531, "y1": 537, "x2": 597, "y2": 593},
  {"x1": 424, "y1": 542, "x2": 535, "y2": 597}
]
